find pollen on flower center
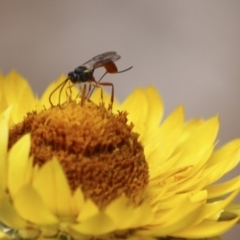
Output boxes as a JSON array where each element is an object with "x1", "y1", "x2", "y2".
[{"x1": 8, "y1": 101, "x2": 149, "y2": 208}]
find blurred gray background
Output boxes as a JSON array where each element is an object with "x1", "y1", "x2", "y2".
[{"x1": 1, "y1": 1, "x2": 240, "y2": 239}]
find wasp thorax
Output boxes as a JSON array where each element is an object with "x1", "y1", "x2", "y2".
[
  {"x1": 8, "y1": 101, "x2": 149, "y2": 208},
  {"x1": 68, "y1": 66, "x2": 93, "y2": 83}
]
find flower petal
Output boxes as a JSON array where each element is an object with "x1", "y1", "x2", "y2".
[
  {"x1": 0, "y1": 96, "x2": 8, "y2": 117},
  {"x1": 2, "y1": 71, "x2": 33, "y2": 104},
  {"x1": 70, "y1": 213, "x2": 116, "y2": 235},
  {"x1": 207, "y1": 176, "x2": 240, "y2": 198},
  {"x1": 174, "y1": 116, "x2": 219, "y2": 167},
  {"x1": 0, "y1": 230, "x2": 11, "y2": 239},
  {"x1": 8, "y1": 134, "x2": 32, "y2": 196},
  {"x1": 137, "y1": 195, "x2": 204, "y2": 236},
  {"x1": 0, "y1": 192, "x2": 27, "y2": 229},
  {"x1": 105, "y1": 195, "x2": 154, "y2": 229},
  {"x1": 204, "y1": 139, "x2": 240, "y2": 184},
  {"x1": 120, "y1": 88, "x2": 148, "y2": 139},
  {"x1": 172, "y1": 218, "x2": 239, "y2": 238},
  {"x1": 145, "y1": 106, "x2": 184, "y2": 166},
  {"x1": 223, "y1": 201, "x2": 240, "y2": 218},
  {"x1": 141, "y1": 86, "x2": 164, "y2": 140},
  {"x1": 33, "y1": 158, "x2": 75, "y2": 217},
  {"x1": 72, "y1": 188, "x2": 85, "y2": 215},
  {"x1": 13, "y1": 185, "x2": 58, "y2": 225},
  {"x1": 195, "y1": 190, "x2": 239, "y2": 224},
  {"x1": 0, "y1": 114, "x2": 9, "y2": 190},
  {"x1": 77, "y1": 199, "x2": 99, "y2": 222},
  {"x1": 2, "y1": 71, "x2": 38, "y2": 123}
]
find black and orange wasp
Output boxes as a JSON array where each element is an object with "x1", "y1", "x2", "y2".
[{"x1": 49, "y1": 51, "x2": 132, "y2": 108}]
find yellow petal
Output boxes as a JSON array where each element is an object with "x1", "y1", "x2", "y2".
[
  {"x1": 0, "y1": 115, "x2": 9, "y2": 190},
  {"x1": 2, "y1": 71, "x2": 34, "y2": 104},
  {"x1": 175, "y1": 118, "x2": 205, "y2": 150},
  {"x1": 8, "y1": 134, "x2": 32, "y2": 196},
  {"x1": 194, "y1": 190, "x2": 239, "y2": 225},
  {"x1": 0, "y1": 106, "x2": 12, "y2": 122},
  {"x1": 172, "y1": 218, "x2": 239, "y2": 238},
  {"x1": 77, "y1": 199, "x2": 99, "y2": 222},
  {"x1": 0, "y1": 95, "x2": 8, "y2": 116},
  {"x1": 207, "y1": 175, "x2": 240, "y2": 198},
  {"x1": 105, "y1": 195, "x2": 153, "y2": 229},
  {"x1": 141, "y1": 86, "x2": 164, "y2": 140},
  {"x1": 72, "y1": 188, "x2": 85, "y2": 215},
  {"x1": 33, "y1": 158, "x2": 74, "y2": 217},
  {"x1": 205, "y1": 139, "x2": 240, "y2": 183},
  {"x1": 204, "y1": 147, "x2": 240, "y2": 186},
  {"x1": 2, "y1": 71, "x2": 38, "y2": 123},
  {"x1": 120, "y1": 88, "x2": 148, "y2": 139},
  {"x1": 137, "y1": 197, "x2": 204, "y2": 236},
  {"x1": 0, "y1": 230, "x2": 11, "y2": 239},
  {"x1": 167, "y1": 145, "x2": 214, "y2": 193},
  {"x1": 207, "y1": 139, "x2": 240, "y2": 168},
  {"x1": 223, "y1": 201, "x2": 240, "y2": 217},
  {"x1": 13, "y1": 185, "x2": 58, "y2": 225},
  {"x1": 148, "y1": 151, "x2": 182, "y2": 180},
  {"x1": 174, "y1": 116, "x2": 219, "y2": 167},
  {"x1": 145, "y1": 106, "x2": 184, "y2": 165},
  {"x1": 70, "y1": 213, "x2": 115, "y2": 235},
  {"x1": 152, "y1": 193, "x2": 204, "y2": 225},
  {"x1": 0, "y1": 193, "x2": 27, "y2": 229},
  {"x1": 18, "y1": 228, "x2": 41, "y2": 240}
]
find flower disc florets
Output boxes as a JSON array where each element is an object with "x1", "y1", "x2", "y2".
[{"x1": 8, "y1": 101, "x2": 149, "y2": 208}]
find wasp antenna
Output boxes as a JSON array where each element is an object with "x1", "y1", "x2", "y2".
[
  {"x1": 49, "y1": 78, "x2": 69, "y2": 107},
  {"x1": 58, "y1": 79, "x2": 70, "y2": 107}
]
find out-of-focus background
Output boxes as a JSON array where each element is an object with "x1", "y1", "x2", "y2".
[{"x1": 1, "y1": 1, "x2": 240, "y2": 238}]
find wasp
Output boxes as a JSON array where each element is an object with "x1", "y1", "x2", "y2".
[{"x1": 49, "y1": 51, "x2": 132, "y2": 108}]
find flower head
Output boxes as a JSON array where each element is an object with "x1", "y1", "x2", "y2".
[
  {"x1": 8, "y1": 100, "x2": 148, "y2": 209},
  {"x1": 1, "y1": 71, "x2": 240, "y2": 240}
]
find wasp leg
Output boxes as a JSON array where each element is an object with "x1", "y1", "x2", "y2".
[
  {"x1": 88, "y1": 80, "x2": 104, "y2": 106},
  {"x1": 87, "y1": 71, "x2": 108, "y2": 99},
  {"x1": 80, "y1": 84, "x2": 87, "y2": 107},
  {"x1": 85, "y1": 83, "x2": 92, "y2": 101},
  {"x1": 98, "y1": 81, "x2": 114, "y2": 110}
]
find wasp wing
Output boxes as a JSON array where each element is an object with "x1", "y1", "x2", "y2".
[{"x1": 82, "y1": 51, "x2": 121, "y2": 70}]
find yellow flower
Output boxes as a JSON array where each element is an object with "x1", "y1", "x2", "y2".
[{"x1": 1, "y1": 71, "x2": 240, "y2": 240}]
